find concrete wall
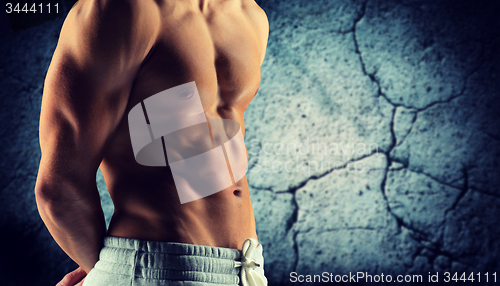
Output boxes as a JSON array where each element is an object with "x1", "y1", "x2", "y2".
[{"x1": 1, "y1": 0, "x2": 499, "y2": 285}]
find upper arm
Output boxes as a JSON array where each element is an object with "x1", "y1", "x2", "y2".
[{"x1": 37, "y1": 0, "x2": 159, "y2": 196}]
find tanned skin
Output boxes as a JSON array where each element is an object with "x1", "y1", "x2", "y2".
[{"x1": 35, "y1": 0, "x2": 268, "y2": 284}]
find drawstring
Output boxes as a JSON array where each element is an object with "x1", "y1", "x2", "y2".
[{"x1": 234, "y1": 238, "x2": 266, "y2": 286}]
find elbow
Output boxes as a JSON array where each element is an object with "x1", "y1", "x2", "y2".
[
  {"x1": 35, "y1": 179, "x2": 50, "y2": 206},
  {"x1": 34, "y1": 177, "x2": 72, "y2": 221},
  {"x1": 35, "y1": 175, "x2": 99, "y2": 218},
  {"x1": 35, "y1": 164, "x2": 58, "y2": 203},
  {"x1": 35, "y1": 181, "x2": 60, "y2": 218},
  {"x1": 34, "y1": 178, "x2": 60, "y2": 206},
  {"x1": 35, "y1": 180, "x2": 82, "y2": 227},
  {"x1": 35, "y1": 166, "x2": 83, "y2": 204}
]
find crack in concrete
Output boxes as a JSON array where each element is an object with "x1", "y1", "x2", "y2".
[
  {"x1": 469, "y1": 187, "x2": 500, "y2": 199},
  {"x1": 350, "y1": 4, "x2": 491, "y2": 265},
  {"x1": 391, "y1": 158, "x2": 500, "y2": 200},
  {"x1": 256, "y1": 0, "x2": 496, "y2": 276},
  {"x1": 351, "y1": 0, "x2": 486, "y2": 113},
  {"x1": 249, "y1": 150, "x2": 381, "y2": 273},
  {"x1": 352, "y1": 0, "x2": 380, "y2": 98},
  {"x1": 406, "y1": 168, "x2": 470, "y2": 269},
  {"x1": 411, "y1": 61, "x2": 484, "y2": 112},
  {"x1": 286, "y1": 190, "x2": 298, "y2": 233},
  {"x1": 247, "y1": 150, "x2": 380, "y2": 192},
  {"x1": 444, "y1": 167, "x2": 469, "y2": 215},
  {"x1": 389, "y1": 162, "x2": 499, "y2": 268},
  {"x1": 350, "y1": 2, "x2": 455, "y2": 265},
  {"x1": 252, "y1": 151, "x2": 381, "y2": 271},
  {"x1": 390, "y1": 161, "x2": 464, "y2": 190},
  {"x1": 277, "y1": 152, "x2": 380, "y2": 192},
  {"x1": 336, "y1": 0, "x2": 370, "y2": 35},
  {"x1": 386, "y1": 56, "x2": 484, "y2": 112},
  {"x1": 248, "y1": 147, "x2": 386, "y2": 273},
  {"x1": 409, "y1": 224, "x2": 475, "y2": 270},
  {"x1": 291, "y1": 194, "x2": 300, "y2": 272},
  {"x1": 395, "y1": 110, "x2": 418, "y2": 147}
]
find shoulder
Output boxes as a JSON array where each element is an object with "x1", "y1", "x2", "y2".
[
  {"x1": 242, "y1": 0, "x2": 268, "y2": 39},
  {"x1": 241, "y1": 0, "x2": 269, "y2": 64},
  {"x1": 57, "y1": 0, "x2": 161, "y2": 74},
  {"x1": 242, "y1": 0, "x2": 268, "y2": 29},
  {"x1": 66, "y1": 0, "x2": 160, "y2": 30}
]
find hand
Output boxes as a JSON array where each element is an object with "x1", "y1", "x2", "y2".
[{"x1": 56, "y1": 266, "x2": 87, "y2": 286}]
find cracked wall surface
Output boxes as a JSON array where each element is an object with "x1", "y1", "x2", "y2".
[
  {"x1": 249, "y1": 0, "x2": 500, "y2": 285},
  {"x1": 1, "y1": 0, "x2": 499, "y2": 285}
]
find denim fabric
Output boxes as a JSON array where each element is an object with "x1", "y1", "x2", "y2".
[{"x1": 82, "y1": 236, "x2": 266, "y2": 286}]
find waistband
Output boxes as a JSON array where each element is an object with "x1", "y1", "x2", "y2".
[{"x1": 93, "y1": 236, "x2": 266, "y2": 285}]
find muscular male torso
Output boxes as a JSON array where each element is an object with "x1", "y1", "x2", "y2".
[{"x1": 95, "y1": 0, "x2": 268, "y2": 249}]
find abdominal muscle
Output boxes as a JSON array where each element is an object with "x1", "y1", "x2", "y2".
[
  {"x1": 99, "y1": 105, "x2": 258, "y2": 250},
  {"x1": 106, "y1": 177, "x2": 257, "y2": 250},
  {"x1": 96, "y1": 0, "x2": 264, "y2": 251}
]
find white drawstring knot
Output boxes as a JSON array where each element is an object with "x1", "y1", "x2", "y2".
[{"x1": 234, "y1": 238, "x2": 266, "y2": 286}]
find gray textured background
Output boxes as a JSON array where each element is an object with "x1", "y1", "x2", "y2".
[{"x1": 1, "y1": 0, "x2": 499, "y2": 285}]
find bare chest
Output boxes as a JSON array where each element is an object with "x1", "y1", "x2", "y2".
[{"x1": 128, "y1": 4, "x2": 262, "y2": 113}]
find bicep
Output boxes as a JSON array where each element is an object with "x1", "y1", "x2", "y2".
[
  {"x1": 38, "y1": 52, "x2": 131, "y2": 189},
  {"x1": 38, "y1": 0, "x2": 157, "y2": 188}
]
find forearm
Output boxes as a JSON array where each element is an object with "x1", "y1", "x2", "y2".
[{"x1": 36, "y1": 183, "x2": 106, "y2": 273}]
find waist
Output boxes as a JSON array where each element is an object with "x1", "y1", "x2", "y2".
[
  {"x1": 107, "y1": 182, "x2": 257, "y2": 249},
  {"x1": 86, "y1": 236, "x2": 265, "y2": 285}
]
